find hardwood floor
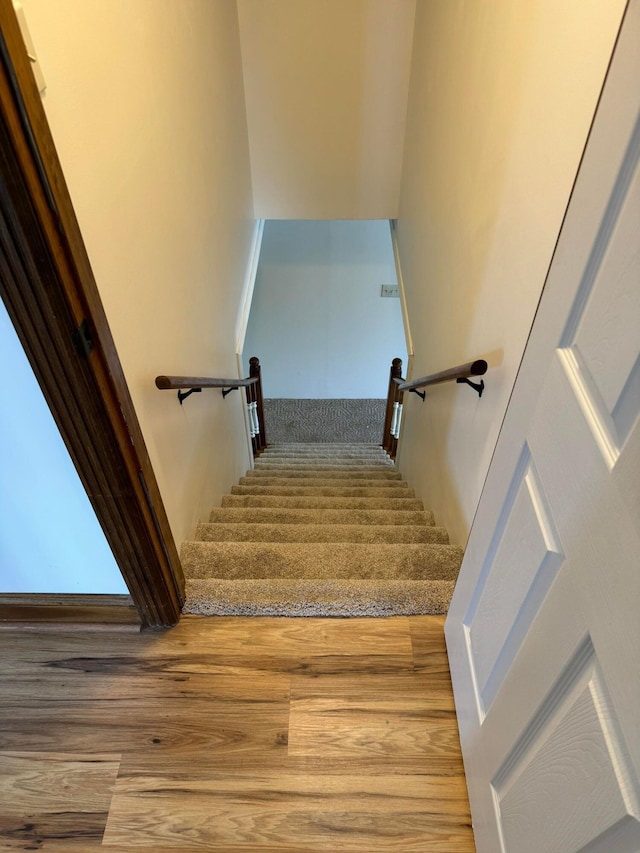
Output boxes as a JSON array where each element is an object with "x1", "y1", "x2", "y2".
[{"x1": 0, "y1": 616, "x2": 475, "y2": 851}]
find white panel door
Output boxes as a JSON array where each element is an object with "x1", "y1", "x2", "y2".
[{"x1": 446, "y1": 4, "x2": 640, "y2": 851}]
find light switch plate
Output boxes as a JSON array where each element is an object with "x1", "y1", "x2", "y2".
[{"x1": 380, "y1": 285, "x2": 399, "y2": 298}]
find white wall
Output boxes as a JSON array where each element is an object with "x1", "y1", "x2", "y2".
[
  {"x1": 22, "y1": 0, "x2": 256, "y2": 550},
  {"x1": 243, "y1": 220, "x2": 407, "y2": 398},
  {"x1": 238, "y1": 0, "x2": 415, "y2": 219},
  {"x1": 0, "y1": 301, "x2": 126, "y2": 593},
  {"x1": 396, "y1": 0, "x2": 627, "y2": 546}
]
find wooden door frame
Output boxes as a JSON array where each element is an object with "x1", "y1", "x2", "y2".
[{"x1": 0, "y1": 2, "x2": 183, "y2": 628}]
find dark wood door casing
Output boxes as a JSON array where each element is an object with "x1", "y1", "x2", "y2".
[{"x1": 0, "y1": 1, "x2": 184, "y2": 627}]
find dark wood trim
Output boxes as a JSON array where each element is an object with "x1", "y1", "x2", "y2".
[
  {"x1": 0, "y1": 2, "x2": 183, "y2": 628},
  {"x1": 0, "y1": 594, "x2": 141, "y2": 631},
  {"x1": 397, "y1": 359, "x2": 488, "y2": 392}
]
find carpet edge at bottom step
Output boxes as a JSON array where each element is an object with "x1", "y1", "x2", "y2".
[{"x1": 183, "y1": 578, "x2": 456, "y2": 616}]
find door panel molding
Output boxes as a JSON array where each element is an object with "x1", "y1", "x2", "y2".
[{"x1": 445, "y1": 1, "x2": 640, "y2": 849}]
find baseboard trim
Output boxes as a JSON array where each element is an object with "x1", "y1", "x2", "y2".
[
  {"x1": 389, "y1": 219, "x2": 414, "y2": 375},
  {"x1": 0, "y1": 593, "x2": 143, "y2": 632}
]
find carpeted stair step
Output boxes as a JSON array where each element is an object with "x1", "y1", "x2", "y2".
[
  {"x1": 221, "y1": 495, "x2": 424, "y2": 510},
  {"x1": 266, "y1": 441, "x2": 385, "y2": 453},
  {"x1": 230, "y1": 484, "x2": 415, "y2": 498},
  {"x1": 262, "y1": 444, "x2": 388, "y2": 456},
  {"x1": 181, "y1": 541, "x2": 463, "y2": 580},
  {"x1": 254, "y1": 456, "x2": 394, "y2": 466},
  {"x1": 255, "y1": 446, "x2": 390, "y2": 461},
  {"x1": 256, "y1": 441, "x2": 392, "y2": 449},
  {"x1": 263, "y1": 443, "x2": 388, "y2": 452},
  {"x1": 182, "y1": 442, "x2": 462, "y2": 617},
  {"x1": 196, "y1": 521, "x2": 449, "y2": 544},
  {"x1": 239, "y1": 476, "x2": 406, "y2": 488},
  {"x1": 248, "y1": 465, "x2": 399, "y2": 477},
  {"x1": 185, "y1": 578, "x2": 456, "y2": 616},
  {"x1": 243, "y1": 469, "x2": 402, "y2": 480},
  {"x1": 260, "y1": 445, "x2": 389, "y2": 452},
  {"x1": 258, "y1": 452, "x2": 392, "y2": 460},
  {"x1": 208, "y1": 507, "x2": 436, "y2": 526}
]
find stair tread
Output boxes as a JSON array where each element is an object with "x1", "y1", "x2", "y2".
[
  {"x1": 221, "y1": 495, "x2": 425, "y2": 510},
  {"x1": 260, "y1": 447, "x2": 390, "y2": 453},
  {"x1": 264, "y1": 443, "x2": 387, "y2": 451},
  {"x1": 254, "y1": 460, "x2": 395, "y2": 468},
  {"x1": 208, "y1": 507, "x2": 436, "y2": 526},
  {"x1": 181, "y1": 540, "x2": 462, "y2": 580},
  {"x1": 240, "y1": 476, "x2": 405, "y2": 486},
  {"x1": 259, "y1": 453, "x2": 391, "y2": 460},
  {"x1": 267, "y1": 441, "x2": 384, "y2": 453},
  {"x1": 196, "y1": 522, "x2": 449, "y2": 544},
  {"x1": 244, "y1": 469, "x2": 402, "y2": 480},
  {"x1": 230, "y1": 484, "x2": 415, "y2": 498},
  {"x1": 248, "y1": 467, "x2": 400, "y2": 477}
]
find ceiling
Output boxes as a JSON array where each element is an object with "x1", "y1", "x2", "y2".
[{"x1": 237, "y1": 0, "x2": 416, "y2": 220}]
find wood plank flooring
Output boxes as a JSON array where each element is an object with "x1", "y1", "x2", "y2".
[{"x1": 0, "y1": 616, "x2": 475, "y2": 851}]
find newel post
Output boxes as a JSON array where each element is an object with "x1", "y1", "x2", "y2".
[
  {"x1": 383, "y1": 357, "x2": 403, "y2": 458},
  {"x1": 249, "y1": 356, "x2": 267, "y2": 455}
]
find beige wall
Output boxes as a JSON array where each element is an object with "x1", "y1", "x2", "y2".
[
  {"x1": 396, "y1": 0, "x2": 626, "y2": 545},
  {"x1": 23, "y1": 0, "x2": 256, "y2": 548},
  {"x1": 238, "y1": 0, "x2": 415, "y2": 219}
]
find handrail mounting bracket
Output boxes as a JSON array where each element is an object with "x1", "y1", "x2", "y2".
[
  {"x1": 178, "y1": 388, "x2": 202, "y2": 405},
  {"x1": 222, "y1": 385, "x2": 239, "y2": 398},
  {"x1": 456, "y1": 377, "x2": 485, "y2": 397},
  {"x1": 410, "y1": 388, "x2": 426, "y2": 402}
]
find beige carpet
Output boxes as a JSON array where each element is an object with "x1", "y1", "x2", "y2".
[
  {"x1": 264, "y1": 399, "x2": 386, "y2": 443},
  {"x1": 182, "y1": 443, "x2": 463, "y2": 616}
]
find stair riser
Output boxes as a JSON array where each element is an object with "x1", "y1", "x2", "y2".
[{"x1": 184, "y1": 578, "x2": 456, "y2": 617}]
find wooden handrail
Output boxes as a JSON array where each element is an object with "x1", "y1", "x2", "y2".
[
  {"x1": 155, "y1": 375, "x2": 257, "y2": 390},
  {"x1": 395, "y1": 359, "x2": 487, "y2": 392},
  {"x1": 156, "y1": 358, "x2": 267, "y2": 457},
  {"x1": 382, "y1": 356, "x2": 488, "y2": 458}
]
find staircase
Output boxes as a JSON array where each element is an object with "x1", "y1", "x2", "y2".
[{"x1": 181, "y1": 443, "x2": 463, "y2": 616}]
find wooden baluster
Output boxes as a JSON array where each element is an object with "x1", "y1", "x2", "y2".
[{"x1": 383, "y1": 357, "x2": 403, "y2": 455}]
